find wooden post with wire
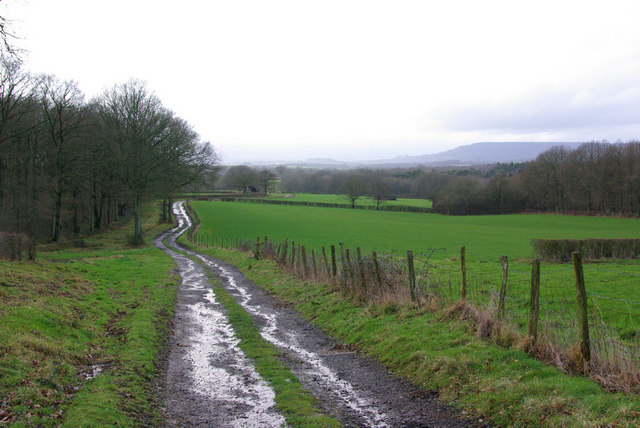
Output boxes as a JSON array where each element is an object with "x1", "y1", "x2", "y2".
[
  {"x1": 572, "y1": 251, "x2": 591, "y2": 369},
  {"x1": 460, "y1": 246, "x2": 467, "y2": 300},
  {"x1": 301, "y1": 246, "x2": 309, "y2": 278},
  {"x1": 528, "y1": 259, "x2": 540, "y2": 344},
  {"x1": 499, "y1": 255, "x2": 508, "y2": 320},
  {"x1": 407, "y1": 250, "x2": 416, "y2": 302},
  {"x1": 372, "y1": 251, "x2": 383, "y2": 289},
  {"x1": 356, "y1": 247, "x2": 366, "y2": 291},
  {"x1": 330, "y1": 245, "x2": 337, "y2": 277}
]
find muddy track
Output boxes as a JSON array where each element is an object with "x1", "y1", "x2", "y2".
[{"x1": 156, "y1": 202, "x2": 479, "y2": 427}]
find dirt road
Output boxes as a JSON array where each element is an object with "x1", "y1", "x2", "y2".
[{"x1": 155, "y1": 202, "x2": 477, "y2": 427}]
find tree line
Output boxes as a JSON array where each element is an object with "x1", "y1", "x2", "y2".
[
  {"x1": 0, "y1": 56, "x2": 219, "y2": 244},
  {"x1": 223, "y1": 141, "x2": 640, "y2": 216}
]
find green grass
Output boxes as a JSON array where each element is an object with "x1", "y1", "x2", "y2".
[
  {"x1": 191, "y1": 201, "x2": 639, "y2": 259},
  {"x1": 190, "y1": 246, "x2": 640, "y2": 427},
  {"x1": 267, "y1": 192, "x2": 433, "y2": 209},
  {"x1": 0, "y1": 204, "x2": 178, "y2": 427},
  {"x1": 191, "y1": 201, "x2": 640, "y2": 367}
]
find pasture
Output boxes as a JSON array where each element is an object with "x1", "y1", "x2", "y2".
[
  {"x1": 191, "y1": 200, "x2": 640, "y2": 371},
  {"x1": 190, "y1": 200, "x2": 638, "y2": 259},
  {"x1": 268, "y1": 193, "x2": 434, "y2": 209}
]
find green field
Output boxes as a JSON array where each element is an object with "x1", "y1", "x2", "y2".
[
  {"x1": 191, "y1": 200, "x2": 638, "y2": 259},
  {"x1": 268, "y1": 193, "x2": 433, "y2": 209},
  {"x1": 191, "y1": 200, "x2": 640, "y2": 357}
]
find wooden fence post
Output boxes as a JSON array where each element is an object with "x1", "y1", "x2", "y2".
[
  {"x1": 499, "y1": 255, "x2": 508, "y2": 320},
  {"x1": 572, "y1": 251, "x2": 591, "y2": 367},
  {"x1": 356, "y1": 247, "x2": 366, "y2": 292},
  {"x1": 322, "y1": 246, "x2": 330, "y2": 275},
  {"x1": 290, "y1": 241, "x2": 296, "y2": 267},
  {"x1": 528, "y1": 259, "x2": 540, "y2": 344},
  {"x1": 255, "y1": 237, "x2": 261, "y2": 260},
  {"x1": 330, "y1": 245, "x2": 337, "y2": 277},
  {"x1": 460, "y1": 246, "x2": 467, "y2": 300},
  {"x1": 311, "y1": 249, "x2": 318, "y2": 279},
  {"x1": 345, "y1": 248, "x2": 354, "y2": 287},
  {"x1": 281, "y1": 239, "x2": 288, "y2": 264},
  {"x1": 407, "y1": 250, "x2": 416, "y2": 302},
  {"x1": 372, "y1": 251, "x2": 383, "y2": 289},
  {"x1": 301, "y1": 246, "x2": 309, "y2": 278}
]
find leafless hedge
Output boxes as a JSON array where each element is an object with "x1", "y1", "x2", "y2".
[{"x1": 0, "y1": 232, "x2": 36, "y2": 261}]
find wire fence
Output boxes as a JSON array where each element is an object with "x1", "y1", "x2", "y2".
[{"x1": 184, "y1": 209, "x2": 640, "y2": 393}]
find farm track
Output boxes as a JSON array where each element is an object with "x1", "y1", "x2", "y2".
[{"x1": 156, "y1": 201, "x2": 478, "y2": 427}]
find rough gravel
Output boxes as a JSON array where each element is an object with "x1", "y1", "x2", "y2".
[{"x1": 156, "y1": 201, "x2": 483, "y2": 427}]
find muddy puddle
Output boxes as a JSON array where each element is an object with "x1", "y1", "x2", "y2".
[{"x1": 155, "y1": 208, "x2": 285, "y2": 427}]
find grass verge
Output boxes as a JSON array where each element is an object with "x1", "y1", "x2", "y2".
[
  {"x1": 0, "y1": 203, "x2": 178, "y2": 426},
  {"x1": 191, "y1": 246, "x2": 640, "y2": 427}
]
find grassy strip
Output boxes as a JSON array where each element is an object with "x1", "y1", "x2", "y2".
[
  {"x1": 195, "y1": 247, "x2": 640, "y2": 427},
  {"x1": 211, "y1": 281, "x2": 341, "y2": 427},
  {"x1": 0, "y1": 204, "x2": 178, "y2": 426}
]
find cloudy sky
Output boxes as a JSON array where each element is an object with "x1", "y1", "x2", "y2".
[{"x1": 3, "y1": 0, "x2": 640, "y2": 163}]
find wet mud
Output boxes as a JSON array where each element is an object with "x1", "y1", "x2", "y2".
[
  {"x1": 157, "y1": 202, "x2": 481, "y2": 427},
  {"x1": 154, "y1": 209, "x2": 285, "y2": 427}
]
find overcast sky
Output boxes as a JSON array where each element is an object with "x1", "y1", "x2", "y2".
[{"x1": 3, "y1": 0, "x2": 640, "y2": 163}]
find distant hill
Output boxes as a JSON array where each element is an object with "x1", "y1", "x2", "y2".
[
  {"x1": 371, "y1": 142, "x2": 584, "y2": 166},
  {"x1": 242, "y1": 142, "x2": 586, "y2": 168}
]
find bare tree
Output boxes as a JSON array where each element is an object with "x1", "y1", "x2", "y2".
[
  {"x1": 366, "y1": 169, "x2": 390, "y2": 209},
  {"x1": 97, "y1": 80, "x2": 175, "y2": 244},
  {"x1": 224, "y1": 165, "x2": 257, "y2": 196},
  {"x1": 340, "y1": 171, "x2": 367, "y2": 208},
  {"x1": 0, "y1": 57, "x2": 36, "y2": 203},
  {"x1": 39, "y1": 76, "x2": 87, "y2": 242},
  {"x1": 258, "y1": 168, "x2": 277, "y2": 196},
  {"x1": 158, "y1": 118, "x2": 219, "y2": 222},
  {"x1": 0, "y1": 8, "x2": 21, "y2": 60}
]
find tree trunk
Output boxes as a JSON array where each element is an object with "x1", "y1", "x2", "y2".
[
  {"x1": 105, "y1": 194, "x2": 112, "y2": 227},
  {"x1": 162, "y1": 198, "x2": 168, "y2": 222},
  {"x1": 72, "y1": 197, "x2": 79, "y2": 236},
  {"x1": 52, "y1": 190, "x2": 63, "y2": 242},
  {"x1": 133, "y1": 194, "x2": 142, "y2": 244}
]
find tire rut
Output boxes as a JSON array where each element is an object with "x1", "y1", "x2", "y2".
[{"x1": 155, "y1": 206, "x2": 285, "y2": 427}]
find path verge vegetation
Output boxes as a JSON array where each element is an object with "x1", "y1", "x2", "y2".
[
  {"x1": 186, "y1": 244, "x2": 640, "y2": 426},
  {"x1": 0, "y1": 204, "x2": 177, "y2": 426}
]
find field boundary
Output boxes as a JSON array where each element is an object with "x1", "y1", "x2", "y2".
[
  {"x1": 216, "y1": 197, "x2": 435, "y2": 213},
  {"x1": 188, "y1": 227, "x2": 640, "y2": 393}
]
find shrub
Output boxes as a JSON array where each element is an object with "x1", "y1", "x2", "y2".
[
  {"x1": 532, "y1": 239, "x2": 640, "y2": 262},
  {"x1": 0, "y1": 232, "x2": 36, "y2": 261}
]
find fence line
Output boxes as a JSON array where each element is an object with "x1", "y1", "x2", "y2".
[{"x1": 184, "y1": 221, "x2": 640, "y2": 393}]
